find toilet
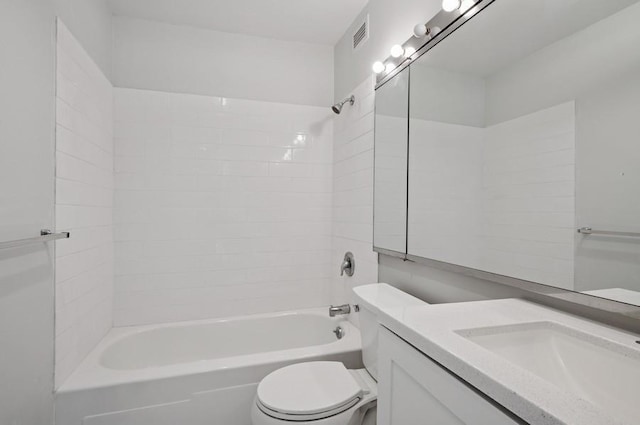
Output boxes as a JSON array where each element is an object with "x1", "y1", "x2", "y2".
[{"x1": 251, "y1": 283, "x2": 426, "y2": 425}]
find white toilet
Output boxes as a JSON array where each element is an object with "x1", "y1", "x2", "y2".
[{"x1": 251, "y1": 283, "x2": 426, "y2": 425}]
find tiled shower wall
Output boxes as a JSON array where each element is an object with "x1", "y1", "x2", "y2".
[
  {"x1": 330, "y1": 77, "x2": 379, "y2": 307},
  {"x1": 55, "y1": 21, "x2": 114, "y2": 386},
  {"x1": 113, "y1": 89, "x2": 334, "y2": 325}
]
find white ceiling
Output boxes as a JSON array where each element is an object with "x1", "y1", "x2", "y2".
[{"x1": 108, "y1": 0, "x2": 369, "y2": 45}]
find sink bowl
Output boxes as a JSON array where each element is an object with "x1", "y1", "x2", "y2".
[{"x1": 458, "y1": 322, "x2": 640, "y2": 425}]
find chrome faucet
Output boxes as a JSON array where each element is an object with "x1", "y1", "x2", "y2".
[
  {"x1": 340, "y1": 252, "x2": 355, "y2": 277},
  {"x1": 329, "y1": 304, "x2": 351, "y2": 317}
]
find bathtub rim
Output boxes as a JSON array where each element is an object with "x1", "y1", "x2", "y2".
[{"x1": 57, "y1": 307, "x2": 361, "y2": 393}]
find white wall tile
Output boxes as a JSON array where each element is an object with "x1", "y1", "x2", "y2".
[
  {"x1": 114, "y1": 88, "x2": 334, "y2": 325},
  {"x1": 55, "y1": 21, "x2": 114, "y2": 388},
  {"x1": 330, "y1": 77, "x2": 379, "y2": 309}
]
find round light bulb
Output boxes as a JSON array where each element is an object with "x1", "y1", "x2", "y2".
[
  {"x1": 461, "y1": 0, "x2": 479, "y2": 17},
  {"x1": 413, "y1": 23, "x2": 427, "y2": 38},
  {"x1": 372, "y1": 61, "x2": 385, "y2": 74},
  {"x1": 390, "y1": 45, "x2": 405, "y2": 58},
  {"x1": 404, "y1": 46, "x2": 416, "y2": 58},
  {"x1": 442, "y1": 0, "x2": 462, "y2": 12},
  {"x1": 385, "y1": 63, "x2": 396, "y2": 74}
]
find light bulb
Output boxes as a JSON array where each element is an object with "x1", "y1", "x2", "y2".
[
  {"x1": 442, "y1": 0, "x2": 462, "y2": 12},
  {"x1": 404, "y1": 46, "x2": 416, "y2": 58},
  {"x1": 430, "y1": 26, "x2": 442, "y2": 37},
  {"x1": 461, "y1": 0, "x2": 479, "y2": 17},
  {"x1": 413, "y1": 23, "x2": 427, "y2": 38},
  {"x1": 385, "y1": 63, "x2": 396, "y2": 74},
  {"x1": 390, "y1": 45, "x2": 404, "y2": 58},
  {"x1": 294, "y1": 133, "x2": 307, "y2": 145},
  {"x1": 372, "y1": 61, "x2": 385, "y2": 74}
]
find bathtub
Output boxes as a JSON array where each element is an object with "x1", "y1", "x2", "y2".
[{"x1": 56, "y1": 308, "x2": 362, "y2": 425}]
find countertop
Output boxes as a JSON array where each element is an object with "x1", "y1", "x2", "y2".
[{"x1": 377, "y1": 298, "x2": 640, "y2": 425}]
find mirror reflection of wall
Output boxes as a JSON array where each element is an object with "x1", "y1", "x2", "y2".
[
  {"x1": 374, "y1": 69, "x2": 409, "y2": 253},
  {"x1": 399, "y1": 0, "x2": 640, "y2": 302}
]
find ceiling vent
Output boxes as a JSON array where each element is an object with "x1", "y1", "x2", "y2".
[{"x1": 352, "y1": 15, "x2": 369, "y2": 51}]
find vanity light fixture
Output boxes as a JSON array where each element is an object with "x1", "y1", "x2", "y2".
[
  {"x1": 372, "y1": 61, "x2": 386, "y2": 74},
  {"x1": 374, "y1": 0, "x2": 473, "y2": 77},
  {"x1": 442, "y1": 0, "x2": 462, "y2": 12},
  {"x1": 375, "y1": 0, "x2": 486, "y2": 84},
  {"x1": 390, "y1": 44, "x2": 405, "y2": 58}
]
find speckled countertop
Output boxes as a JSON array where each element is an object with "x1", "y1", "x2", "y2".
[{"x1": 377, "y1": 299, "x2": 640, "y2": 425}]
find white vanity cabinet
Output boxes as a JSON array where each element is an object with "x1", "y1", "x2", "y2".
[{"x1": 377, "y1": 326, "x2": 525, "y2": 425}]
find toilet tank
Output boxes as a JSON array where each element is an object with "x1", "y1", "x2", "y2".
[{"x1": 352, "y1": 284, "x2": 427, "y2": 381}]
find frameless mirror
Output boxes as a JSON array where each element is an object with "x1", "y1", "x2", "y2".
[
  {"x1": 404, "y1": 0, "x2": 640, "y2": 305},
  {"x1": 374, "y1": 69, "x2": 409, "y2": 254}
]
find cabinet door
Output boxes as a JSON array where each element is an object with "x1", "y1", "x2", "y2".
[{"x1": 377, "y1": 327, "x2": 524, "y2": 425}]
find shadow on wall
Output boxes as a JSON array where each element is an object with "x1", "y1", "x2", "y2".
[
  {"x1": 309, "y1": 113, "x2": 337, "y2": 137},
  {"x1": 0, "y1": 247, "x2": 52, "y2": 297}
]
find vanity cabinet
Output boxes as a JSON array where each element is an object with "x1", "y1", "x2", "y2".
[{"x1": 377, "y1": 326, "x2": 524, "y2": 425}]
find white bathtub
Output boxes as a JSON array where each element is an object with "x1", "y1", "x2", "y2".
[{"x1": 56, "y1": 308, "x2": 362, "y2": 425}]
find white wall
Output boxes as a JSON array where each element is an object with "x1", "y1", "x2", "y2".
[
  {"x1": 54, "y1": 0, "x2": 112, "y2": 79},
  {"x1": 113, "y1": 88, "x2": 334, "y2": 325},
  {"x1": 330, "y1": 76, "x2": 379, "y2": 309},
  {"x1": 55, "y1": 21, "x2": 114, "y2": 387},
  {"x1": 0, "y1": 0, "x2": 112, "y2": 420},
  {"x1": 0, "y1": 0, "x2": 55, "y2": 423},
  {"x1": 113, "y1": 17, "x2": 334, "y2": 107}
]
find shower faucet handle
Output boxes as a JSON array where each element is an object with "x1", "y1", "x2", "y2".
[{"x1": 340, "y1": 252, "x2": 355, "y2": 277}]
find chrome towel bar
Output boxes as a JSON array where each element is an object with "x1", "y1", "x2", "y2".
[
  {"x1": 577, "y1": 227, "x2": 640, "y2": 238},
  {"x1": 0, "y1": 229, "x2": 70, "y2": 250}
]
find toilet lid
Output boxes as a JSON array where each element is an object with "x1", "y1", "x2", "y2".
[{"x1": 257, "y1": 362, "x2": 363, "y2": 416}]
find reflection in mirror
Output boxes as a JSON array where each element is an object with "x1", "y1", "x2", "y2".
[
  {"x1": 406, "y1": 0, "x2": 640, "y2": 304},
  {"x1": 374, "y1": 69, "x2": 409, "y2": 253}
]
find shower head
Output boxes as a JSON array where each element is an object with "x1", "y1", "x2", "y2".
[{"x1": 331, "y1": 95, "x2": 355, "y2": 115}]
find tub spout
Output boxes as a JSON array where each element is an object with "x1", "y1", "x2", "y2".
[{"x1": 329, "y1": 304, "x2": 351, "y2": 317}]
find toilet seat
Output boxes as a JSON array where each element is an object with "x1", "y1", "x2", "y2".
[
  {"x1": 256, "y1": 362, "x2": 367, "y2": 421},
  {"x1": 256, "y1": 396, "x2": 361, "y2": 421}
]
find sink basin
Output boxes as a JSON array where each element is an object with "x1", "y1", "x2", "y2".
[{"x1": 459, "y1": 321, "x2": 640, "y2": 425}]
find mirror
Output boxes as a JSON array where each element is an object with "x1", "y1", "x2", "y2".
[
  {"x1": 374, "y1": 69, "x2": 409, "y2": 253},
  {"x1": 377, "y1": 0, "x2": 640, "y2": 306}
]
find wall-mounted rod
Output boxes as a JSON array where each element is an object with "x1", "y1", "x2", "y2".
[
  {"x1": 577, "y1": 227, "x2": 640, "y2": 238},
  {"x1": 0, "y1": 229, "x2": 70, "y2": 250}
]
